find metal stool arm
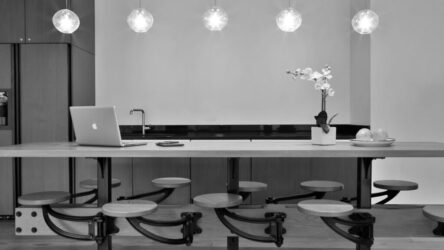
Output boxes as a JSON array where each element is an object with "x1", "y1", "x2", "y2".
[
  {"x1": 342, "y1": 190, "x2": 400, "y2": 205},
  {"x1": 266, "y1": 191, "x2": 325, "y2": 204},
  {"x1": 321, "y1": 212, "x2": 375, "y2": 249},
  {"x1": 126, "y1": 212, "x2": 202, "y2": 246},
  {"x1": 118, "y1": 188, "x2": 174, "y2": 203},
  {"x1": 42, "y1": 205, "x2": 109, "y2": 242},
  {"x1": 215, "y1": 208, "x2": 285, "y2": 247}
]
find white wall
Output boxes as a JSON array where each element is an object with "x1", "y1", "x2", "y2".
[
  {"x1": 96, "y1": 0, "x2": 352, "y2": 125},
  {"x1": 371, "y1": 0, "x2": 444, "y2": 203}
]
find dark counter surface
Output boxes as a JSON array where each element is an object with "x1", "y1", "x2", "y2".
[{"x1": 120, "y1": 124, "x2": 368, "y2": 140}]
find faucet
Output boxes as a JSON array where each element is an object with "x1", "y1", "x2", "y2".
[{"x1": 130, "y1": 108, "x2": 149, "y2": 135}]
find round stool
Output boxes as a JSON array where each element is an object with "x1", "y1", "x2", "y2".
[
  {"x1": 18, "y1": 191, "x2": 70, "y2": 206},
  {"x1": 193, "y1": 193, "x2": 243, "y2": 208},
  {"x1": 152, "y1": 177, "x2": 191, "y2": 189},
  {"x1": 297, "y1": 199, "x2": 374, "y2": 249},
  {"x1": 300, "y1": 180, "x2": 344, "y2": 193},
  {"x1": 297, "y1": 199, "x2": 354, "y2": 217},
  {"x1": 423, "y1": 205, "x2": 444, "y2": 236},
  {"x1": 373, "y1": 180, "x2": 418, "y2": 191},
  {"x1": 79, "y1": 178, "x2": 122, "y2": 190},
  {"x1": 239, "y1": 181, "x2": 268, "y2": 193},
  {"x1": 102, "y1": 200, "x2": 158, "y2": 218}
]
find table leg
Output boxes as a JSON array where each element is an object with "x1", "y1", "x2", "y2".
[
  {"x1": 226, "y1": 158, "x2": 240, "y2": 250},
  {"x1": 97, "y1": 158, "x2": 112, "y2": 250},
  {"x1": 227, "y1": 158, "x2": 240, "y2": 194},
  {"x1": 357, "y1": 158, "x2": 373, "y2": 209}
]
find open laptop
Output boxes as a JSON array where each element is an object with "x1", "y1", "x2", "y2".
[{"x1": 70, "y1": 106, "x2": 147, "y2": 147}]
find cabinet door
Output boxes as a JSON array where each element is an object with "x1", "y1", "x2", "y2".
[
  {"x1": 0, "y1": 45, "x2": 13, "y2": 89},
  {"x1": 20, "y1": 44, "x2": 70, "y2": 193},
  {"x1": 0, "y1": 0, "x2": 25, "y2": 43},
  {"x1": 25, "y1": 0, "x2": 70, "y2": 43}
]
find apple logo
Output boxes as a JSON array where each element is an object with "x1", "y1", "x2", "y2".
[{"x1": 92, "y1": 123, "x2": 98, "y2": 130}]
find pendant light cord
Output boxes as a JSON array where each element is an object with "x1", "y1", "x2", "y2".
[
  {"x1": 139, "y1": 0, "x2": 142, "y2": 9},
  {"x1": 288, "y1": 0, "x2": 291, "y2": 8}
]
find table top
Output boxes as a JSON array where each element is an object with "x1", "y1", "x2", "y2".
[{"x1": 1, "y1": 140, "x2": 444, "y2": 158}]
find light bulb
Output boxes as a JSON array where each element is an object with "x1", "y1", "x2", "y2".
[
  {"x1": 127, "y1": 8, "x2": 154, "y2": 33},
  {"x1": 52, "y1": 9, "x2": 80, "y2": 34},
  {"x1": 352, "y1": 9, "x2": 379, "y2": 34},
  {"x1": 276, "y1": 8, "x2": 302, "y2": 32},
  {"x1": 203, "y1": 7, "x2": 228, "y2": 31}
]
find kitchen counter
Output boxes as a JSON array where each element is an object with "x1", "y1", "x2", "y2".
[{"x1": 120, "y1": 124, "x2": 368, "y2": 140}]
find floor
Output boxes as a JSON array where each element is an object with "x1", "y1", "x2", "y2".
[{"x1": 2, "y1": 205, "x2": 444, "y2": 250}]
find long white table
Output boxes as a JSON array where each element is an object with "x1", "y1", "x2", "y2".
[{"x1": 2, "y1": 140, "x2": 444, "y2": 250}]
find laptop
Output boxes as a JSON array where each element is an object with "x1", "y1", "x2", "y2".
[{"x1": 70, "y1": 106, "x2": 147, "y2": 147}]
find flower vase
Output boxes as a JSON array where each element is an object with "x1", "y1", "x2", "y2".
[{"x1": 311, "y1": 127, "x2": 336, "y2": 145}]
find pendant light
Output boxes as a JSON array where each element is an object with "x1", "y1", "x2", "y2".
[
  {"x1": 127, "y1": 0, "x2": 154, "y2": 33},
  {"x1": 352, "y1": 9, "x2": 379, "y2": 34},
  {"x1": 203, "y1": 0, "x2": 228, "y2": 31},
  {"x1": 276, "y1": 0, "x2": 302, "y2": 32},
  {"x1": 52, "y1": 0, "x2": 80, "y2": 34}
]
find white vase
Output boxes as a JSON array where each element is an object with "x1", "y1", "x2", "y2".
[{"x1": 311, "y1": 127, "x2": 336, "y2": 145}]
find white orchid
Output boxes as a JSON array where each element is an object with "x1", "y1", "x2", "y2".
[{"x1": 287, "y1": 64, "x2": 336, "y2": 113}]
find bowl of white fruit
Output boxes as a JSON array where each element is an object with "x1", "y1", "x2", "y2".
[{"x1": 350, "y1": 128, "x2": 395, "y2": 147}]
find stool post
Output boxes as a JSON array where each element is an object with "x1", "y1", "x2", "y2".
[
  {"x1": 357, "y1": 158, "x2": 373, "y2": 209},
  {"x1": 227, "y1": 236, "x2": 239, "y2": 250},
  {"x1": 96, "y1": 157, "x2": 113, "y2": 250}
]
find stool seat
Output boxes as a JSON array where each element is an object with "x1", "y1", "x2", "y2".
[
  {"x1": 373, "y1": 180, "x2": 418, "y2": 191},
  {"x1": 79, "y1": 178, "x2": 121, "y2": 190},
  {"x1": 18, "y1": 191, "x2": 70, "y2": 206},
  {"x1": 102, "y1": 200, "x2": 157, "y2": 218},
  {"x1": 238, "y1": 181, "x2": 267, "y2": 193},
  {"x1": 423, "y1": 205, "x2": 444, "y2": 223},
  {"x1": 300, "y1": 180, "x2": 344, "y2": 192},
  {"x1": 152, "y1": 177, "x2": 191, "y2": 189},
  {"x1": 297, "y1": 199, "x2": 354, "y2": 218},
  {"x1": 193, "y1": 193, "x2": 243, "y2": 208}
]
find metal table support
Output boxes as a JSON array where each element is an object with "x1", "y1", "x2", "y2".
[
  {"x1": 96, "y1": 158, "x2": 112, "y2": 250},
  {"x1": 227, "y1": 158, "x2": 240, "y2": 250},
  {"x1": 357, "y1": 158, "x2": 373, "y2": 209}
]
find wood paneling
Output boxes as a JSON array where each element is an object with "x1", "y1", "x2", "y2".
[
  {"x1": 0, "y1": 131, "x2": 13, "y2": 215},
  {"x1": 71, "y1": 46, "x2": 94, "y2": 107},
  {"x1": 252, "y1": 158, "x2": 357, "y2": 204},
  {"x1": 190, "y1": 158, "x2": 251, "y2": 199},
  {"x1": 133, "y1": 158, "x2": 190, "y2": 205},
  {"x1": 0, "y1": 45, "x2": 12, "y2": 89},
  {"x1": 20, "y1": 44, "x2": 70, "y2": 194},
  {"x1": 71, "y1": 0, "x2": 95, "y2": 53},
  {"x1": 24, "y1": 0, "x2": 70, "y2": 43},
  {"x1": 0, "y1": 0, "x2": 25, "y2": 43}
]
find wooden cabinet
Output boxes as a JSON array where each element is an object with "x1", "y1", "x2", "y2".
[
  {"x1": 20, "y1": 44, "x2": 70, "y2": 194},
  {"x1": 24, "y1": 0, "x2": 70, "y2": 43},
  {"x1": 0, "y1": 0, "x2": 70, "y2": 43},
  {"x1": 0, "y1": 0, "x2": 25, "y2": 43}
]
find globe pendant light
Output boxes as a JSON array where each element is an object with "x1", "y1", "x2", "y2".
[
  {"x1": 127, "y1": 0, "x2": 154, "y2": 33},
  {"x1": 203, "y1": 0, "x2": 228, "y2": 31},
  {"x1": 276, "y1": 1, "x2": 302, "y2": 32},
  {"x1": 352, "y1": 9, "x2": 379, "y2": 34},
  {"x1": 52, "y1": 0, "x2": 80, "y2": 34}
]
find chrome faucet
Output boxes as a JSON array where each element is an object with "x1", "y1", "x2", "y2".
[{"x1": 130, "y1": 108, "x2": 149, "y2": 135}]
